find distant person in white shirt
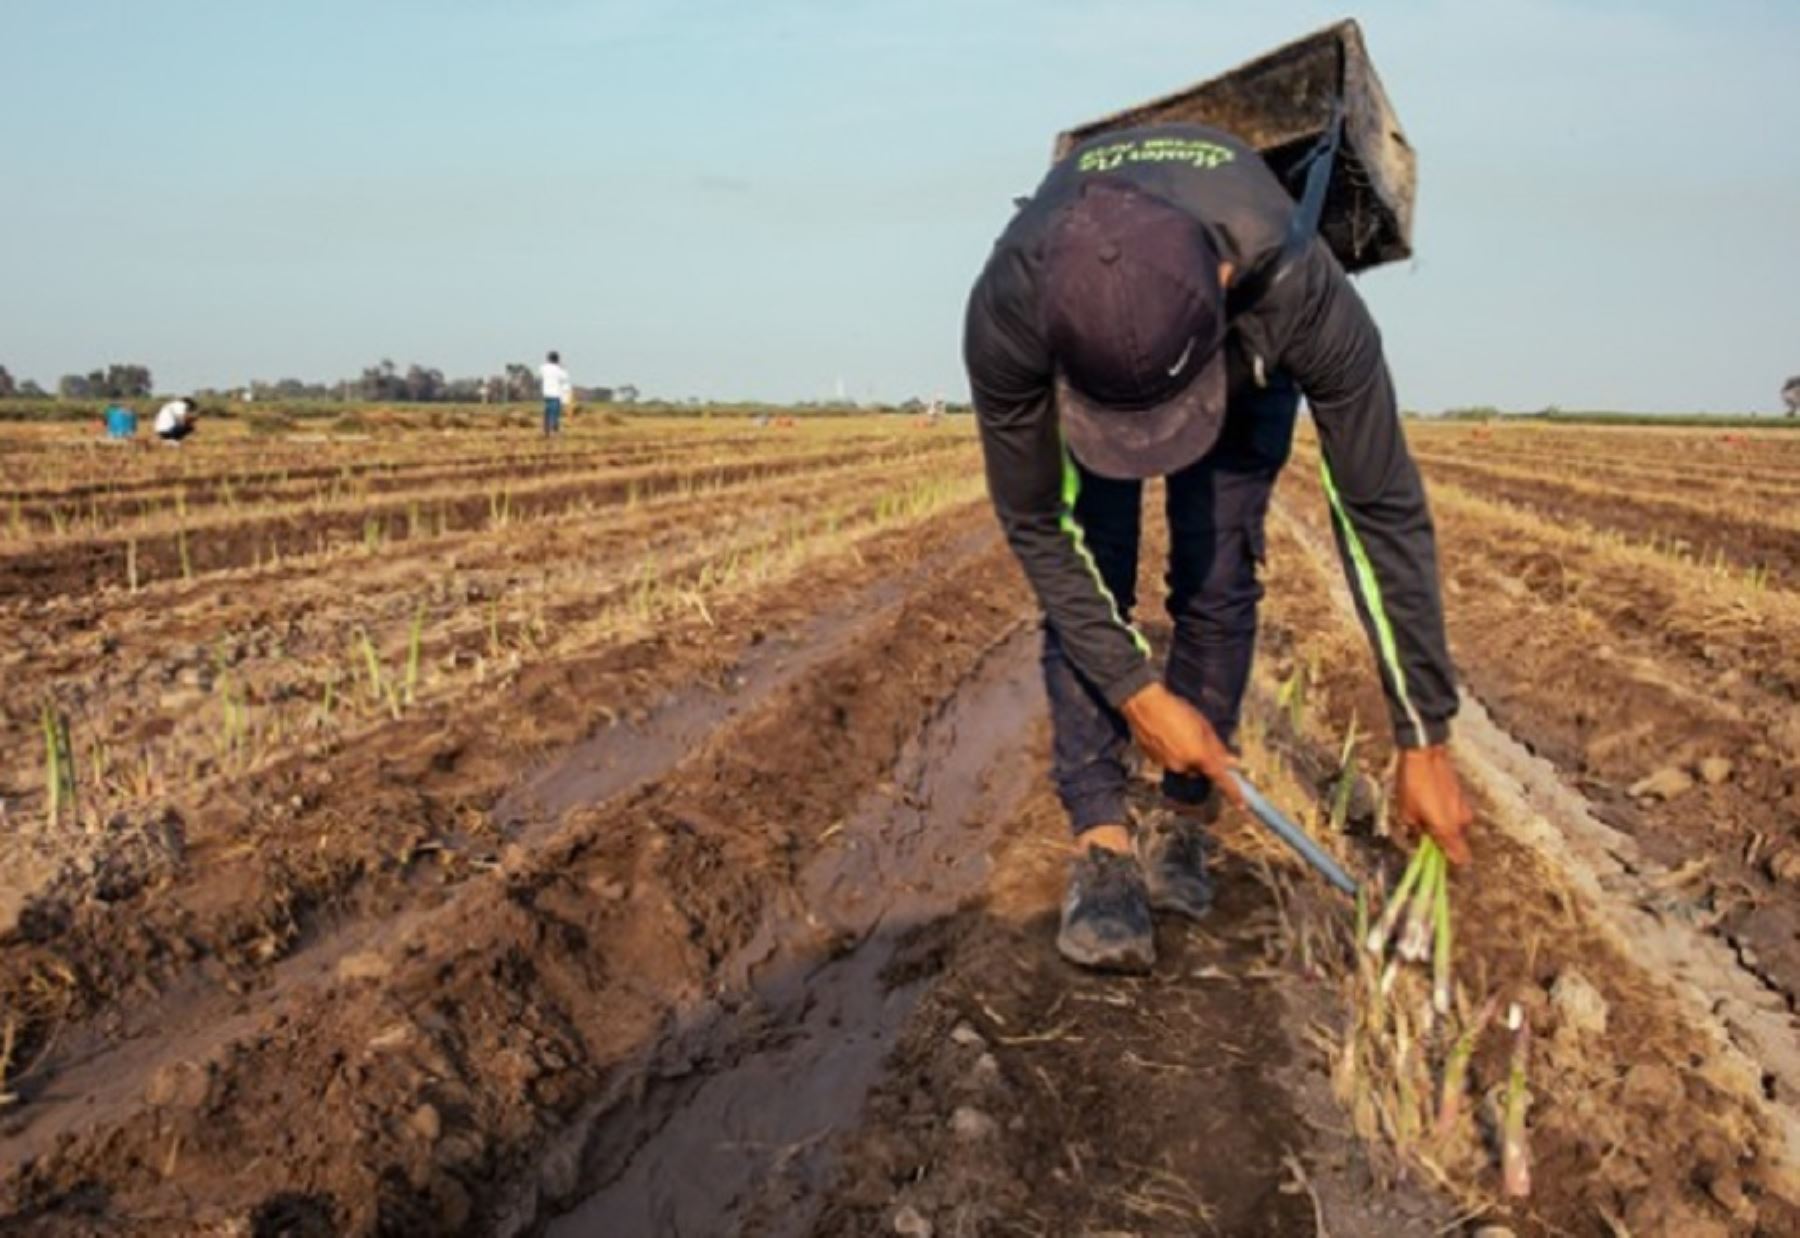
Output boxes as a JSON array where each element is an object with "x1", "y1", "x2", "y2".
[
  {"x1": 154, "y1": 397, "x2": 197, "y2": 443},
  {"x1": 539, "y1": 351, "x2": 572, "y2": 435}
]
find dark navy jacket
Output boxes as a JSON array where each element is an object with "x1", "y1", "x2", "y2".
[{"x1": 964, "y1": 123, "x2": 1456, "y2": 747}]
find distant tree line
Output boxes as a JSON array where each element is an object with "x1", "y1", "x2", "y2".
[
  {"x1": 0, "y1": 365, "x2": 49, "y2": 398},
  {"x1": 0, "y1": 363, "x2": 150, "y2": 399},
  {"x1": 201, "y1": 360, "x2": 641, "y2": 405},
  {"x1": 0, "y1": 360, "x2": 641, "y2": 405},
  {"x1": 57, "y1": 365, "x2": 155, "y2": 399}
]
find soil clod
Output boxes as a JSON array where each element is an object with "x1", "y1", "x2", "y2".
[
  {"x1": 1549, "y1": 968, "x2": 1610, "y2": 1038},
  {"x1": 1631, "y1": 765, "x2": 1696, "y2": 800}
]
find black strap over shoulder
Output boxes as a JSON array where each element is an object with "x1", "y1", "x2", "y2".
[{"x1": 1225, "y1": 100, "x2": 1344, "y2": 319}]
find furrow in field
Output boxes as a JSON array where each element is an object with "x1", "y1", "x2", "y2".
[
  {"x1": 811, "y1": 505, "x2": 1454, "y2": 1238},
  {"x1": 2, "y1": 429, "x2": 868, "y2": 529},
  {"x1": 0, "y1": 420, "x2": 729, "y2": 491},
  {"x1": 1297, "y1": 444, "x2": 1799, "y2": 705},
  {"x1": 805, "y1": 784, "x2": 1421, "y2": 1238},
  {"x1": 0, "y1": 435, "x2": 973, "y2": 603},
  {"x1": 1408, "y1": 437, "x2": 1800, "y2": 500},
  {"x1": 1286, "y1": 451, "x2": 1800, "y2": 1013},
  {"x1": 0, "y1": 500, "x2": 1028, "y2": 1235},
  {"x1": 1406, "y1": 423, "x2": 1800, "y2": 472},
  {"x1": 1, "y1": 452, "x2": 985, "y2": 856},
  {"x1": 1257, "y1": 488, "x2": 1800, "y2": 1234},
  {"x1": 0, "y1": 489, "x2": 995, "y2": 1056},
  {"x1": 5, "y1": 432, "x2": 967, "y2": 566},
  {"x1": 1402, "y1": 453, "x2": 1800, "y2": 582},
  {"x1": 0, "y1": 444, "x2": 979, "y2": 788},
  {"x1": 0, "y1": 419, "x2": 924, "y2": 499},
  {"x1": 1423, "y1": 482, "x2": 1800, "y2": 703},
  {"x1": 1408, "y1": 443, "x2": 1800, "y2": 523},
  {"x1": 3, "y1": 440, "x2": 980, "y2": 685}
]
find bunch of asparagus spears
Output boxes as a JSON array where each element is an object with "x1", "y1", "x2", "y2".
[{"x1": 1363, "y1": 835, "x2": 1531, "y2": 1199}]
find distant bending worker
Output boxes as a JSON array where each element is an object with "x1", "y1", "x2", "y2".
[
  {"x1": 154, "y1": 396, "x2": 198, "y2": 444},
  {"x1": 540, "y1": 350, "x2": 573, "y2": 435},
  {"x1": 964, "y1": 123, "x2": 1473, "y2": 972}
]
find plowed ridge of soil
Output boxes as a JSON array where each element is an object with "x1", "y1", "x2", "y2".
[
  {"x1": 1269, "y1": 430, "x2": 1800, "y2": 1234},
  {"x1": 1296, "y1": 431, "x2": 1800, "y2": 1017},
  {"x1": 1, "y1": 500, "x2": 1030, "y2": 1230},
  {"x1": 9, "y1": 414, "x2": 1800, "y2": 1235},
  {"x1": 0, "y1": 421, "x2": 1448, "y2": 1237},
  {"x1": 0, "y1": 436, "x2": 973, "y2": 602},
  {"x1": 540, "y1": 623, "x2": 1041, "y2": 1235},
  {"x1": 2, "y1": 516, "x2": 992, "y2": 1168},
  {"x1": 1411, "y1": 454, "x2": 1800, "y2": 582}
]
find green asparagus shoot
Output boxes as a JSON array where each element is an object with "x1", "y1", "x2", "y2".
[{"x1": 1367, "y1": 843, "x2": 1429, "y2": 956}]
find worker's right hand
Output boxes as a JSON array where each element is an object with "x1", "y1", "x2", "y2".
[
  {"x1": 1396, "y1": 744, "x2": 1474, "y2": 867},
  {"x1": 1120, "y1": 683, "x2": 1244, "y2": 806}
]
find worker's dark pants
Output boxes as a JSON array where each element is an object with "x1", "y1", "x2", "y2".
[{"x1": 1044, "y1": 372, "x2": 1301, "y2": 834}]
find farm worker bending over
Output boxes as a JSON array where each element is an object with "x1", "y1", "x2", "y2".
[
  {"x1": 965, "y1": 123, "x2": 1472, "y2": 972},
  {"x1": 540, "y1": 350, "x2": 573, "y2": 435},
  {"x1": 154, "y1": 397, "x2": 197, "y2": 443}
]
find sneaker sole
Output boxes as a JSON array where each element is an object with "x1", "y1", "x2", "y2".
[
  {"x1": 1055, "y1": 928, "x2": 1155, "y2": 973},
  {"x1": 1146, "y1": 887, "x2": 1213, "y2": 921}
]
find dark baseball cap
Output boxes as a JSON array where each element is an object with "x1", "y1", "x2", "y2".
[{"x1": 1043, "y1": 179, "x2": 1228, "y2": 480}]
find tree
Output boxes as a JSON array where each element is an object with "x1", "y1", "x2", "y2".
[
  {"x1": 358, "y1": 358, "x2": 401, "y2": 401},
  {"x1": 616, "y1": 383, "x2": 640, "y2": 404},
  {"x1": 402, "y1": 364, "x2": 444, "y2": 402},
  {"x1": 18, "y1": 380, "x2": 46, "y2": 398},
  {"x1": 103, "y1": 364, "x2": 153, "y2": 397},
  {"x1": 251, "y1": 377, "x2": 331, "y2": 400},
  {"x1": 58, "y1": 365, "x2": 152, "y2": 398},
  {"x1": 0, "y1": 365, "x2": 14, "y2": 398},
  {"x1": 503, "y1": 363, "x2": 535, "y2": 402},
  {"x1": 1783, "y1": 375, "x2": 1800, "y2": 417}
]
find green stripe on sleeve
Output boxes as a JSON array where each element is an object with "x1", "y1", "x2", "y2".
[
  {"x1": 1061, "y1": 449, "x2": 1152, "y2": 658},
  {"x1": 1319, "y1": 457, "x2": 1426, "y2": 741}
]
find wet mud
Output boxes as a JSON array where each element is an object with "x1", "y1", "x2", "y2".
[
  {"x1": 543, "y1": 625, "x2": 1040, "y2": 1236},
  {"x1": 6, "y1": 419, "x2": 1798, "y2": 1236}
]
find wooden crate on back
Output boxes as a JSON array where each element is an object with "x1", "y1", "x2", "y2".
[{"x1": 1055, "y1": 20, "x2": 1417, "y2": 274}]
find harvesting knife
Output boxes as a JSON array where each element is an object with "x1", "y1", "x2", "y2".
[{"x1": 1228, "y1": 772, "x2": 1360, "y2": 897}]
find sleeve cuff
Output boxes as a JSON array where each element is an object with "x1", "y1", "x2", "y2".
[
  {"x1": 1397, "y1": 716, "x2": 1454, "y2": 748},
  {"x1": 1101, "y1": 662, "x2": 1159, "y2": 712}
]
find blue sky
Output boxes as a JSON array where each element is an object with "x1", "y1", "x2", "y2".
[{"x1": 2, "y1": 0, "x2": 1796, "y2": 411}]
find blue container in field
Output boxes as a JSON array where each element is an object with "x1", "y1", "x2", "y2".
[{"x1": 105, "y1": 407, "x2": 138, "y2": 438}]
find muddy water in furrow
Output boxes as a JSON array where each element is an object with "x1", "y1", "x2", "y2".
[
  {"x1": 539, "y1": 625, "x2": 1043, "y2": 1237},
  {"x1": 0, "y1": 525, "x2": 1007, "y2": 1185},
  {"x1": 493, "y1": 525, "x2": 999, "y2": 835}
]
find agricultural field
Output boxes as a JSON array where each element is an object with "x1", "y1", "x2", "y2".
[{"x1": 1, "y1": 413, "x2": 1797, "y2": 1236}]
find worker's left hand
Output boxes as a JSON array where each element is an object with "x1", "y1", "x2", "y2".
[{"x1": 1396, "y1": 744, "x2": 1473, "y2": 867}]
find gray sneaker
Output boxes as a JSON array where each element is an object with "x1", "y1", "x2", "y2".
[
  {"x1": 1057, "y1": 847, "x2": 1155, "y2": 972},
  {"x1": 1137, "y1": 812, "x2": 1214, "y2": 920}
]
